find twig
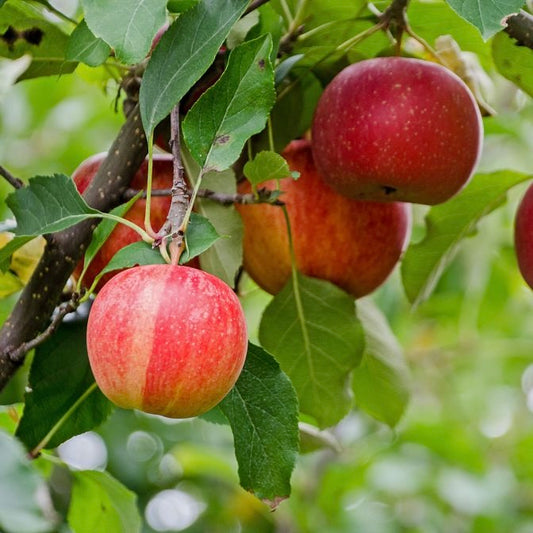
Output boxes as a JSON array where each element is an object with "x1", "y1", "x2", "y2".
[
  {"x1": 0, "y1": 165, "x2": 24, "y2": 189},
  {"x1": 244, "y1": 0, "x2": 271, "y2": 16},
  {"x1": 154, "y1": 103, "x2": 190, "y2": 264},
  {"x1": 124, "y1": 186, "x2": 285, "y2": 206},
  {"x1": 8, "y1": 295, "x2": 80, "y2": 363},
  {"x1": 503, "y1": 10, "x2": 533, "y2": 50}
]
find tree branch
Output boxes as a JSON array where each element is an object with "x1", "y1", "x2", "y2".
[
  {"x1": 0, "y1": 105, "x2": 148, "y2": 391},
  {"x1": 503, "y1": 10, "x2": 533, "y2": 50},
  {"x1": 0, "y1": 165, "x2": 24, "y2": 189},
  {"x1": 244, "y1": 0, "x2": 271, "y2": 16}
]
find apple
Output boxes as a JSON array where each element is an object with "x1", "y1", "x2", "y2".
[
  {"x1": 87, "y1": 264, "x2": 248, "y2": 418},
  {"x1": 515, "y1": 184, "x2": 533, "y2": 290},
  {"x1": 73, "y1": 153, "x2": 174, "y2": 290},
  {"x1": 236, "y1": 139, "x2": 411, "y2": 298},
  {"x1": 311, "y1": 57, "x2": 483, "y2": 205}
]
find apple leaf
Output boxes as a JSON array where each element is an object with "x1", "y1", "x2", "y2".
[
  {"x1": 66, "y1": 19, "x2": 111, "y2": 67},
  {"x1": 0, "y1": 236, "x2": 34, "y2": 273},
  {"x1": 0, "y1": 430, "x2": 56, "y2": 533},
  {"x1": 259, "y1": 273, "x2": 365, "y2": 428},
  {"x1": 445, "y1": 0, "x2": 524, "y2": 39},
  {"x1": 167, "y1": 0, "x2": 199, "y2": 12},
  {"x1": 401, "y1": 170, "x2": 532, "y2": 307},
  {"x1": 80, "y1": 192, "x2": 142, "y2": 279},
  {"x1": 0, "y1": 271, "x2": 23, "y2": 298},
  {"x1": 68, "y1": 470, "x2": 141, "y2": 533},
  {"x1": 6, "y1": 174, "x2": 100, "y2": 236},
  {"x1": 180, "y1": 213, "x2": 220, "y2": 263},
  {"x1": 140, "y1": 0, "x2": 249, "y2": 135},
  {"x1": 183, "y1": 151, "x2": 243, "y2": 286},
  {"x1": 493, "y1": 31, "x2": 533, "y2": 98},
  {"x1": 244, "y1": 151, "x2": 294, "y2": 186},
  {"x1": 15, "y1": 321, "x2": 114, "y2": 452},
  {"x1": 353, "y1": 299, "x2": 411, "y2": 427},
  {"x1": 183, "y1": 34, "x2": 275, "y2": 171},
  {"x1": 97, "y1": 241, "x2": 166, "y2": 280},
  {"x1": 219, "y1": 343, "x2": 299, "y2": 505},
  {"x1": 0, "y1": 2, "x2": 76, "y2": 80},
  {"x1": 81, "y1": 0, "x2": 167, "y2": 64}
]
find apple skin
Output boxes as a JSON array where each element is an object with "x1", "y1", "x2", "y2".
[
  {"x1": 87, "y1": 264, "x2": 248, "y2": 418},
  {"x1": 311, "y1": 57, "x2": 483, "y2": 205},
  {"x1": 73, "y1": 153, "x2": 175, "y2": 290},
  {"x1": 236, "y1": 139, "x2": 411, "y2": 298},
  {"x1": 515, "y1": 184, "x2": 533, "y2": 290}
]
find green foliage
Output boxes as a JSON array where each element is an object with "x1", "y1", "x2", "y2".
[
  {"x1": 140, "y1": 0, "x2": 249, "y2": 134},
  {"x1": 15, "y1": 322, "x2": 113, "y2": 451},
  {"x1": 66, "y1": 19, "x2": 111, "y2": 67},
  {"x1": 244, "y1": 151, "x2": 294, "y2": 186},
  {"x1": 180, "y1": 212, "x2": 221, "y2": 263},
  {"x1": 82, "y1": 0, "x2": 167, "y2": 64},
  {"x1": 0, "y1": 430, "x2": 56, "y2": 533},
  {"x1": 260, "y1": 273, "x2": 365, "y2": 428},
  {"x1": 446, "y1": 0, "x2": 525, "y2": 39},
  {"x1": 0, "y1": 1, "x2": 76, "y2": 80},
  {"x1": 68, "y1": 470, "x2": 141, "y2": 533},
  {"x1": 219, "y1": 344, "x2": 299, "y2": 503},
  {"x1": 353, "y1": 299, "x2": 411, "y2": 427},
  {"x1": 401, "y1": 170, "x2": 531, "y2": 307},
  {"x1": 183, "y1": 35, "x2": 275, "y2": 170}
]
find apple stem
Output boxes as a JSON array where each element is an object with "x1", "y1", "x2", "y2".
[
  {"x1": 143, "y1": 134, "x2": 159, "y2": 239},
  {"x1": 155, "y1": 103, "x2": 191, "y2": 265}
]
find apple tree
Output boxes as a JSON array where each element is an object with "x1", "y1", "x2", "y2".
[{"x1": 0, "y1": 0, "x2": 533, "y2": 531}]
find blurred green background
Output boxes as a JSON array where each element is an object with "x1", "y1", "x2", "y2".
[{"x1": 3, "y1": 25, "x2": 533, "y2": 533}]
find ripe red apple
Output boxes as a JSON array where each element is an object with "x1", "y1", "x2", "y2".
[
  {"x1": 311, "y1": 57, "x2": 483, "y2": 205},
  {"x1": 73, "y1": 153, "x2": 174, "y2": 290},
  {"x1": 87, "y1": 264, "x2": 248, "y2": 418},
  {"x1": 515, "y1": 184, "x2": 533, "y2": 289},
  {"x1": 236, "y1": 139, "x2": 411, "y2": 298}
]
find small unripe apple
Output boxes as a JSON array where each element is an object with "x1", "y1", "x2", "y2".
[
  {"x1": 236, "y1": 139, "x2": 411, "y2": 298},
  {"x1": 73, "y1": 153, "x2": 174, "y2": 290},
  {"x1": 515, "y1": 184, "x2": 533, "y2": 289},
  {"x1": 311, "y1": 57, "x2": 483, "y2": 205},
  {"x1": 87, "y1": 264, "x2": 248, "y2": 418}
]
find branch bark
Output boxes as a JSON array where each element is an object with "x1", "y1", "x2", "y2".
[
  {"x1": 0, "y1": 105, "x2": 148, "y2": 391},
  {"x1": 504, "y1": 10, "x2": 533, "y2": 50}
]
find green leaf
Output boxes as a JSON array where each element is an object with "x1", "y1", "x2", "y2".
[
  {"x1": 140, "y1": 0, "x2": 249, "y2": 135},
  {"x1": 0, "y1": 236, "x2": 34, "y2": 272},
  {"x1": 0, "y1": 430, "x2": 56, "y2": 533},
  {"x1": 0, "y1": 2, "x2": 76, "y2": 80},
  {"x1": 401, "y1": 170, "x2": 531, "y2": 307},
  {"x1": 81, "y1": 0, "x2": 167, "y2": 64},
  {"x1": 68, "y1": 470, "x2": 141, "y2": 533},
  {"x1": 244, "y1": 151, "x2": 292, "y2": 186},
  {"x1": 219, "y1": 343, "x2": 299, "y2": 505},
  {"x1": 81, "y1": 192, "x2": 142, "y2": 275},
  {"x1": 166, "y1": 0, "x2": 199, "y2": 12},
  {"x1": 259, "y1": 273, "x2": 365, "y2": 428},
  {"x1": 183, "y1": 150, "x2": 243, "y2": 285},
  {"x1": 6, "y1": 174, "x2": 99, "y2": 236},
  {"x1": 65, "y1": 19, "x2": 111, "y2": 67},
  {"x1": 0, "y1": 270, "x2": 23, "y2": 298},
  {"x1": 180, "y1": 212, "x2": 220, "y2": 263},
  {"x1": 183, "y1": 34, "x2": 275, "y2": 170},
  {"x1": 445, "y1": 0, "x2": 524, "y2": 39},
  {"x1": 353, "y1": 299, "x2": 410, "y2": 427},
  {"x1": 97, "y1": 241, "x2": 166, "y2": 280},
  {"x1": 15, "y1": 322, "x2": 114, "y2": 451},
  {"x1": 493, "y1": 31, "x2": 533, "y2": 98}
]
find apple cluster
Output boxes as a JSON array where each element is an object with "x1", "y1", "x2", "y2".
[{"x1": 81, "y1": 56, "x2": 487, "y2": 421}]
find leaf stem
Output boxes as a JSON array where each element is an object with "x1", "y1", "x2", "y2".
[
  {"x1": 29, "y1": 382, "x2": 99, "y2": 458},
  {"x1": 143, "y1": 134, "x2": 158, "y2": 239},
  {"x1": 278, "y1": 0, "x2": 294, "y2": 26}
]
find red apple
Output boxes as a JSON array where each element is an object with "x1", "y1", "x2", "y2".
[
  {"x1": 73, "y1": 153, "x2": 174, "y2": 290},
  {"x1": 236, "y1": 139, "x2": 411, "y2": 298},
  {"x1": 311, "y1": 57, "x2": 483, "y2": 205},
  {"x1": 87, "y1": 264, "x2": 248, "y2": 418},
  {"x1": 515, "y1": 183, "x2": 533, "y2": 289}
]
